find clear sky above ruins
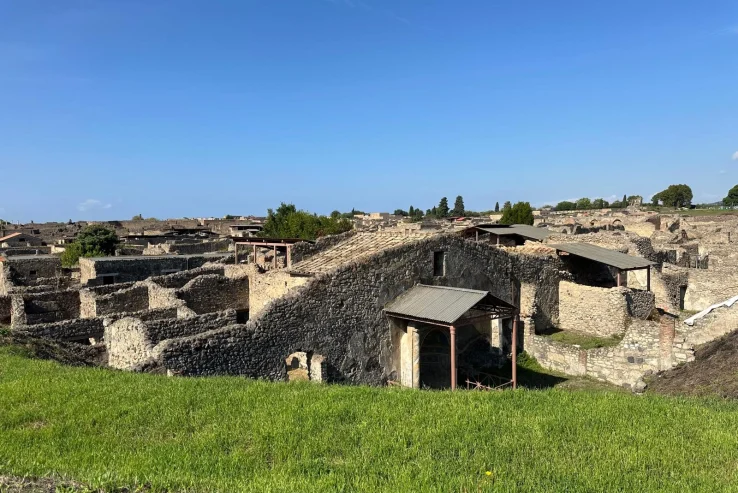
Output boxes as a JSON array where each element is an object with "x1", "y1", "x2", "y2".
[{"x1": 1, "y1": 0, "x2": 737, "y2": 222}]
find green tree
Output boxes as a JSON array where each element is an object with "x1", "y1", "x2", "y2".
[
  {"x1": 554, "y1": 201, "x2": 573, "y2": 211},
  {"x1": 494, "y1": 202, "x2": 500, "y2": 213},
  {"x1": 437, "y1": 197, "x2": 450, "y2": 218},
  {"x1": 393, "y1": 209, "x2": 408, "y2": 216},
  {"x1": 261, "y1": 203, "x2": 353, "y2": 240},
  {"x1": 652, "y1": 185, "x2": 693, "y2": 208},
  {"x1": 622, "y1": 194, "x2": 627, "y2": 205},
  {"x1": 60, "y1": 225, "x2": 119, "y2": 267},
  {"x1": 575, "y1": 198, "x2": 592, "y2": 210},
  {"x1": 591, "y1": 198, "x2": 609, "y2": 209},
  {"x1": 132, "y1": 214, "x2": 143, "y2": 221},
  {"x1": 502, "y1": 201, "x2": 512, "y2": 212},
  {"x1": 451, "y1": 195, "x2": 465, "y2": 216},
  {"x1": 500, "y1": 202, "x2": 534, "y2": 225},
  {"x1": 723, "y1": 185, "x2": 738, "y2": 207}
]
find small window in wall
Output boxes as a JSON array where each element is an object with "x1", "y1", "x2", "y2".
[
  {"x1": 433, "y1": 251, "x2": 446, "y2": 277},
  {"x1": 28, "y1": 270, "x2": 37, "y2": 277},
  {"x1": 102, "y1": 276, "x2": 116, "y2": 285},
  {"x1": 679, "y1": 286, "x2": 687, "y2": 311}
]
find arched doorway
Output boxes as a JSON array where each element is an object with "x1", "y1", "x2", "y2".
[{"x1": 419, "y1": 329, "x2": 451, "y2": 389}]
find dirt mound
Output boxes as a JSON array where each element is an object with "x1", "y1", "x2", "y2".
[{"x1": 647, "y1": 330, "x2": 738, "y2": 398}]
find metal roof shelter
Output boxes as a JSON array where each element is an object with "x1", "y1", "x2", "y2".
[
  {"x1": 384, "y1": 284, "x2": 519, "y2": 390},
  {"x1": 548, "y1": 242, "x2": 655, "y2": 290},
  {"x1": 467, "y1": 224, "x2": 550, "y2": 243}
]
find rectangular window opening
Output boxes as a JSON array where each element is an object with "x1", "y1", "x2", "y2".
[{"x1": 433, "y1": 251, "x2": 446, "y2": 277}]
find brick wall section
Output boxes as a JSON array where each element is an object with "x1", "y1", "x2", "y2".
[
  {"x1": 175, "y1": 275, "x2": 249, "y2": 315},
  {"x1": 150, "y1": 235, "x2": 564, "y2": 383}
]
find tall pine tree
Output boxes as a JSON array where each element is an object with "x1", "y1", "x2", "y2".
[
  {"x1": 495, "y1": 202, "x2": 500, "y2": 212},
  {"x1": 438, "y1": 197, "x2": 450, "y2": 217},
  {"x1": 451, "y1": 195, "x2": 465, "y2": 216}
]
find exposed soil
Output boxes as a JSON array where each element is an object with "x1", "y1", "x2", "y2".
[{"x1": 647, "y1": 330, "x2": 738, "y2": 399}]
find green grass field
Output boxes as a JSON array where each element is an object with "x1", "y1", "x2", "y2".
[{"x1": 2, "y1": 346, "x2": 738, "y2": 492}]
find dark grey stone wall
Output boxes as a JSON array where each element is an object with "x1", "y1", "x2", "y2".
[
  {"x1": 625, "y1": 290, "x2": 656, "y2": 319},
  {"x1": 5, "y1": 256, "x2": 60, "y2": 283},
  {"x1": 150, "y1": 266, "x2": 225, "y2": 289},
  {"x1": 0, "y1": 295, "x2": 10, "y2": 325},
  {"x1": 176, "y1": 275, "x2": 249, "y2": 315},
  {"x1": 95, "y1": 285, "x2": 149, "y2": 316},
  {"x1": 147, "y1": 310, "x2": 237, "y2": 345},
  {"x1": 23, "y1": 290, "x2": 80, "y2": 325},
  {"x1": 154, "y1": 235, "x2": 563, "y2": 384}
]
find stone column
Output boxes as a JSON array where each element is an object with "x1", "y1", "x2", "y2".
[{"x1": 400, "y1": 323, "x2": 420, "y2": 389}]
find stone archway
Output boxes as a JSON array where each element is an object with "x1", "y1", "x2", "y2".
[{"x1": 419, "y1": 329, "x2": 451, "y2": 388}]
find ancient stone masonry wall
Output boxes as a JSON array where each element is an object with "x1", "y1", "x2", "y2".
[
  {"x1": 106, "y1": 310, "x2": 237, "y2": 370},
  {"x1": 176, "y1": 275, "x2": 249, "y2": 315},
  {"x1": 16, "y1": 307, "x2": 178, "y2": 342},
  {"x1": 682, "y1": 268, "x2": 738, "y2": 312},
  {"x1": 525, "y1": 314, "x2": 689, "y2": 388},
  {"x1": 151, "y1": 235, "x2": 564, "y2": 383},
  {"x1": 22, "y1": 290, "x2": 80, "y2": 325},
  {"x1": 94, "y1": 284, "x2": 149, "y2": 317},
  {"x1": 558, "y1": 281, "x2": 629, "y2": 337},
  {"x1": 4, "y1": 257, "x2": 61, "y2": 281},
  {"x1": 149, "y1": 266, "x2": 225, "y2": 289},
  {"x1": 80, "y1": 254, "x2": 231, "y2": 285},
  {"x1": 0, "y1": 295, "x2": 11, "y2": 325},
  {"x1": 683, "y1": 303, "x2": 738, "y2": 347},
  {"x1": 248, "y1": 268, "x2": 309, "y2": 318}
]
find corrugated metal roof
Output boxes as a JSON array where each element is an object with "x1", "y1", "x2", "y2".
[
  {"x1": 548, "y1": 242, "x2": 654, "y2": 270},
  {"x1": 384, "y1": 284, "x2": 513, "y2": 325},
  {"x1": 477, "y1": 224, "x2": 550, "y2": 241}
]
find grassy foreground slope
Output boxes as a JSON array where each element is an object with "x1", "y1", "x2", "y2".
[{"x1": 1, "y1": 347, "x2": 738, "y2": 492}]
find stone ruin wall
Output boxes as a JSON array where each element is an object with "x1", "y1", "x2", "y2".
[
  {"x1": 247, "y1": 267, "x2": 309, "y2": 318},
  {"x1": 0, "y1": 295, "x2": 10, "y2": 325},
  {"x1": 175, "y1": 274, "x2": 249, "y2": 315},
  {"x1": 106, "y1": 310, "x2": 238, "y2": 370},
  {"x1": 148, "y1": 235, "x2": 564, "y2": 384}
]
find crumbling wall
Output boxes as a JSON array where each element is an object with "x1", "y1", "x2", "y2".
[
  {"x1": 22, "y1": 290, "x2": 80, "y2": 325},
  {"x1": 149, "y1": 266, "x2": 225, "y2": 289},
  {"x1": 525, "y1": 314, "x2": 688, "y2": 388},
  {"x1": 151, "y1": 235, "x2": 563, "y2": 383},
  {"x1": 683, "y1": 268, "x2": 738, "y2": 312},
  {"x1": 248, "y1": 268, "x2": 309, "y2": 318},
  {"x1": 106, "y1": 310, "x2": 237, "y2": 370},
  {"x1": 684, "y1": 302, "x2": 738, "y2": 347},
  {"x1": 558, "y1": 281, "x2": 629, "y2": 337},
  {"x1": 176, "y1": 275, "x2": 248, "y2": 315},
  {"x1": 4, "y1": 256, "x2": 61, "y2": 282},
  {"x1": 94, "y1": 284, "x2": 149, "y2": 317}
]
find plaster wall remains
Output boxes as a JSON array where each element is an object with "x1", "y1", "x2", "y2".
[
  {"x1": 148, "y1": 235, "x2": 564, "y2": 384},
  {"x1": 681, "y1": 268, "x2": 738, "y2": 312},
  {"x1": 683, "y1": 302, "x2": 738, "y2": 347},
  {"x1": 247, "y1": 268, "x2": 309, "y2": 318}
]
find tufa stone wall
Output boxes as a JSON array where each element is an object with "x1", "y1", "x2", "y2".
[
  {"x1": 247, "y1": 268, "x2": 309, "y2": 318},
  {"x1": 93, "y1": 284, "x2": 150, "y2": 317},
  {"x1": 149, "y1": 235, "x2": 563, "y2": 383}
]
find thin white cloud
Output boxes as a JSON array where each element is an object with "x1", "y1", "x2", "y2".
[
  {"x1": 720, "y1": 169, "x2": 727, "y2": 175},
  {"x1": 732, "y1": 151, "x2": 738, "y2": 160},
  {"x1": 78, "y1": 199, "x2": 112, "y2": 212}
]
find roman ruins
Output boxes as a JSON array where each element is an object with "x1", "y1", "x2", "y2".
[{"x1": 3, "y1": 206, "x2": 738, "y2": 392}]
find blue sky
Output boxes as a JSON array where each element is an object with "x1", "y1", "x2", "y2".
[{"x1": 1, "y1": 0, "x2": 737, "y2": 222}]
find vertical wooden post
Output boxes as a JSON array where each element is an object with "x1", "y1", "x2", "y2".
[
  {"x1": 253, "y1": 245, "x2": 256, "y2": 265},
  {"x1": 475, "y1": 230, "x2": 479, "y2": 242},
  {"x1": 449, "y1": 325, "x2": 457, "y2": 390},
  {"x1": 286, "y1": 245, "x2": 292, "y2": 268},
  {"x1": 273, "y1": 245, "x2": 277, "y2": 268},
  {"x1": 646, "y1": 266, "x2": 651, "y2": 292},
  {"x1": 616, "y1": 270, "x2": 622, "y2": 287},
  {"x1": 234, "y1": 243, "x2": 238, "y2": 264},
  {"x1": 512, "y1": 315, "x2": 518, "y2": 390}
]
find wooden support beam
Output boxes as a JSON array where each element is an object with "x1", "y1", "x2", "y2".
[
  {"x1": 617, "y1": 270, "x2": 622, "y2": 287},
  {"x1": 450, "y1": 325, "x2": 457, "y2": 390}
]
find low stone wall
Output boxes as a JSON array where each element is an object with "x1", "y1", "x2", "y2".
[
  {"x1": 525, "y1": 315, "x2": 690, "y2": 388},
  {"x1": 625, "y1": 290, "x2": 655, "y2": 319},
  {"x1": 150, "y1": 266, "x2": 225, "y2": 289},
  {"x1": 176, "y1": 275, "x2": 249, "y2": 315},
  {"x1": 684, "y1": 303, "x2": 738, "y2": 347},
  {"x1": 94, "y1": 284, "x2": 149, "y2": 317},
  {"x1": 558, "y1": 282, "x2": 629, "y2": 337},
  {"x1": 22, "y1": 289, "x2": 81, "y2": 325},
  {"x1": 106, "y1": 310, "x2": 237, "y2": 370}
]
